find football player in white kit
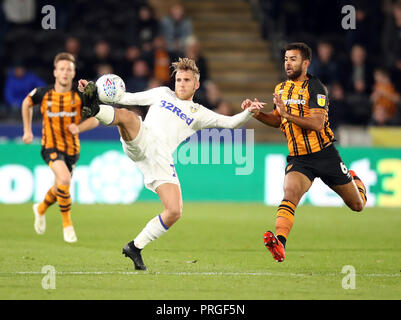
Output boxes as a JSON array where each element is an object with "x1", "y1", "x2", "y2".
[{"x1": 79, "y1": 58, "x2": 263, "y2": 270}]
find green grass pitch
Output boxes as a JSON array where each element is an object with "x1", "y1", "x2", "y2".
[{"x1": 0, "y1": 202, "x2": 400, "y2": 300}]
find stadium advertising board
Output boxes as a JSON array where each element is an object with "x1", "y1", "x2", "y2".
[{"x1": 0, "y1": 141, "x2": 400, "y2": 207}]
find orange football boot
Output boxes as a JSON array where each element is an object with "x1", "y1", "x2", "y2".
[{"x1": 264, "y1": 231, "x2": 286, "y2": 262}]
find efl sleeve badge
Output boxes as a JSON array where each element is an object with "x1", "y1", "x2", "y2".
[{"x1": 317, "y1": 94, "x2": 326, "y2": 107}]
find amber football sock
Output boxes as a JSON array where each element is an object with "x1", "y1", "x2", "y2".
[
  {"x1": 275, "y1": 199, "x2": 297, "y2": 247},
  {"x1": 56, "y1": 184, "x2": 72, "y2": 228},
  {"x1": 37, "y1": 186, "x2": 57, "y2": 215}
]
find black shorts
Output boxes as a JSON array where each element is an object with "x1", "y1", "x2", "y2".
[
  {"x1": 285, "y1": 144, "x2": 352, "y2": 187},
  {"x1": 41, "y1": 148, "x2": 79, "y2": 173}
]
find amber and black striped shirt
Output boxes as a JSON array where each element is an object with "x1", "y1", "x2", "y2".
[
  {"x1": 28, "y1": 85, "x2": 83, "y2": 156},
  {"x1": 274, "y1": 74, "x2": 335, "y2": 156}
]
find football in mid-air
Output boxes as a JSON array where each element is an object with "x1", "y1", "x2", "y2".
[{"x1": 96, "y1": 74, "x2": 126, "y2": 104}]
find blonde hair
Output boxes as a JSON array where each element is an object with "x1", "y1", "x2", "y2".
[
  {"x1": 171, "y1": 57, "x2": 200, "y2": 82},
  {"x1": 54, "y1": 52, "x2": 76, "y2": 68}
]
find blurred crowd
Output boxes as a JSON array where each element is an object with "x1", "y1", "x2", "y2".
[
  {"x1": 0, "y1": 0, "x2": 229, "y2": 122},
  {"x1": 2, "y1": 0, "x2": 401, "y2": 129},
  {"x1": 258, "y1": 0, "x2": 401, "y2": 128}
]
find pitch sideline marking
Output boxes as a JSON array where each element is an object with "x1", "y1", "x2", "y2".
[{"x1": 3, "y1": 271, "x2": 400, "y2": 277}]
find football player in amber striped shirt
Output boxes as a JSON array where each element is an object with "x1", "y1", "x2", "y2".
[
  {"x1": 250, "y1": 43, "x2": 367, "y2": 262},
  {"x1": 22, "y1": 53, "x2": 99, "y2": 243}
]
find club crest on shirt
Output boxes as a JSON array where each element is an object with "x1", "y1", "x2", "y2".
[
  {"x1": 317, "y1": 94, "x2": 326, "y2": 107},
  {"x1": 190, "y1": 105, "x2": 199, "y2": 113}
]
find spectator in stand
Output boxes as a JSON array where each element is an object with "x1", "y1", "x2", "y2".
[
  {"x1": 91, "y1": 40, "x2": 116, "y2": 80},
  {"x1": 185, "y1": 36, "x2": 209, "y2": 87},
  {"x1": 160, "y1": 3, "x2": 193, "y2": 56},
  {"x1": 119, "y1": 45, "x2": 142, "y2": 80},
  {"x1": 151, "y1": 36, "x2": 175, "y2": 86},
  {"x1": 382, "y1": 0, "x2": 401, "y2": 90},
  {"x1": 2, "y1": 0, "x2": 35, "y2": 28},
  {"x1": 147, "y1": 78, "x2": 163, "y2": 90},
  {"x1": 125, "y1": 3, "x2": 159, "y2": 47},
  {"x1": 328, "y1": 82, "x2": 352, "y2": 129},
  {"x1": 339, "y1": 44, "x2": 374, "y2": 125},
  {"x1": 64, "y1": 36, "x2": 90, "y2": 80},
  {"x1": 344, "y1": 5, "x2": 379, "y2": 56},
  {"x1": 198, "y1": 80, "x2": 231, "y2": 115},
  {"x1": 4, "y1": 63, "x2": 46, "y2": 118},
  {"x1": 202, "y1": 80, "x2": 220, "y2": 110},
  {"x1": 214, "y1": 101, "x2": 232, "y2": 116},
  {"x1": 65, "y1": 36, "x2": 80, "y2": 58},
  {"x1": 370, "y1": 68, "x2": 400, "y2": 126},
  {"x1": 96, "y1": 63, "x2": 114, "y2": 78},
  {"x1": 342, "y1": 44, "x2": 374, "y2": 95},
  {"x1": 308, "y1": 41, "x2": 338, "y2": 85},
  {"x1": 136, "y1": 4, "x2": 160, "y2": 46},
  {"x1": 125, "y1": 59, "x2": 150, "y2": 93}
]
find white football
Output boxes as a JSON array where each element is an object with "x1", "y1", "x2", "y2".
[{"x1": 96, "y1": 74, "x2": 126, "y2": 104}]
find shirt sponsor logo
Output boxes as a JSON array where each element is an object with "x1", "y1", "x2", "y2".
[
  {"x1": 159, "y1": 100, "x2": 194, "y2": 126},
  {"x1": 46, "y1": 111, "x2": 77, "y2": 118},
  {"x1": 283, "y1": 98, "x2": 307, "y2": 105}
]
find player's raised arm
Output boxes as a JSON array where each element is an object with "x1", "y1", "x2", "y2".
[
  {"x1": 274, "y1": 93, "x2": 325, "y2": 131},
  {"x1": 244, "y1": 97, "x2": 281, "y2": 128},
  {"x1": 68, "y1": 117, "x2": 100, "y2": 135},
  {"x1": 117, "y1": 87, "x2": 164, "y2": 107},
  {"x1": 198, "y1": 99, "x2": 264, "y2": 130}
]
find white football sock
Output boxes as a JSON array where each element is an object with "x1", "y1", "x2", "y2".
[
  {"x1": 134, "y1": 214, "x2": 169, "y2": 249},
  {"x1": 95, "y1": 104, "x2": 115, "y2": 125}
]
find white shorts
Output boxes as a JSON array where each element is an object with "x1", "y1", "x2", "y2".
[{"x1": 120, "y1": 119, "x2": 180, "y2": 193}]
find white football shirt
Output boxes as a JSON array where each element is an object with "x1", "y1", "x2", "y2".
[{"x1": 118, "y1": 86, "x2": 253, "y2": 153}]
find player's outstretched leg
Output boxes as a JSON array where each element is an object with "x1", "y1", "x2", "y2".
[
  {"x1": 264, "y1": 231, "x2": 286, "y2": 262},
  {"x1": 82, "y1": 81, "x2": 141, "y2": 142},
  {"x1": 349, "y1": 170, "x2": 367, "y2": 207},
  {"x1": 330, "y1": 170, "x2": 366, "y2": 212}
]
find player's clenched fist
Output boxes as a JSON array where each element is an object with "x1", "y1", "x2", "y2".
[{"x1": 22, "y1": 131, "x2": 33, "y2": 144}]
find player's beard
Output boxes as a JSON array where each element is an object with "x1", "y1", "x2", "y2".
[{"x1": 286, "y1": 65, "x2": 303, "y2": 81}]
